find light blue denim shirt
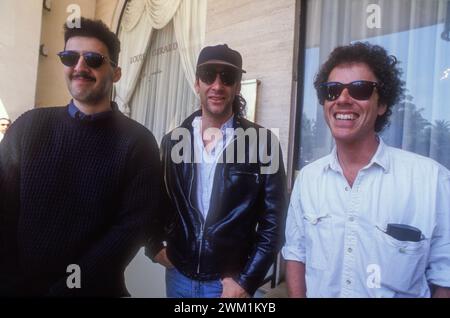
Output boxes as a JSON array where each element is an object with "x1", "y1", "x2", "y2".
[{"x1": 282, "y1": 137, "x2": 450, "y2": 297}]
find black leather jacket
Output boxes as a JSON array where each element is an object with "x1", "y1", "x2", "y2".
[{"x1": 146, "y1": 111, "x2": 287, "y2": 295}]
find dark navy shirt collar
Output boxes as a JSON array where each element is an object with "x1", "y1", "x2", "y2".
[{"x1": 68, "y1": 100, "x2": 117, "y2": 121}]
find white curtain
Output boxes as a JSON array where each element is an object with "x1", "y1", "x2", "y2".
[
  {"x1": 116, "y1": 11, "x2": 153, "y2": 116},
  {"x1": 115, "y1": 0, "x2": 182, "y2": 115},
  {"x1": 173, "y1": 0, "x2": 207, "y2": 93},
  {"x1": 299, "y1": 0, "x2": 450, "y2": 169},
  {"x1": 115, "y1": 0, "x2": 205, "y2": 114},
  {"x1": 144, "y1": 0, "x2": 182, "y2": 28},
  {"x1": 129, "y1": 21, "x2": 198, "y2": 142}
]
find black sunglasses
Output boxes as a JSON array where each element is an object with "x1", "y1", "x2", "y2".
[
  {"x1": 197, "y1": 66, "x2": 239, "y2": 86},
  {"x1": 57, "y1": 50, "x2": 117, "y2": 68},
  {"x1": 319, "y1": 80, "x2": 381, "y2": 103}
]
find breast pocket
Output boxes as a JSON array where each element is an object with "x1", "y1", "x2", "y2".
[
  {"x1": 303, "y1": 213, "x2": 333, "y2": 270},
  {"x1": 227, "y1": 165, "x2": 261, "y2": 191},
  {"x1": 229, "y1": 171, "x2": 260, "y2": 183},
  {"x1": 225, "y1": 166, "x2": 261, "y2": 207},
  {"x1": 374, "y1": 226, "x2": 428, "y2": 295}
]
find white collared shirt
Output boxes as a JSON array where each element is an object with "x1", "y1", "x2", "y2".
[
  {"x1": 192, "y1": 115, "x2": 234, "y2": 220},
  {"x1": 282, "y1": 138, "x2": 450, "y2": 297}
]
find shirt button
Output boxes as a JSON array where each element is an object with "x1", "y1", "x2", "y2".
[
  {"x1": 399, "y1": 248, "x2": 406, "y2": 253},
  {"x1": 345, "y1": 186, "x2": 350, "y2": 191},
  {"x1": 347, "y1": 248, "x2": 353, "y2": 253},
  {"x1": 346, "y1": 280, "x2": 351, "y2": 285},
  {"x1": 348, "y1": 216, "x2": 355, "y2": 222}
]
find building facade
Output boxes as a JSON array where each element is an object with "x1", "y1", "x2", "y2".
[{"x1": 1, "y1": 0, "x2": 449, "y2": 297}]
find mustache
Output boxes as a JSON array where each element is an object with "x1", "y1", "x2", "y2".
[{"x1": 71, "y1": 72, "x2": 96, "y2": 81}]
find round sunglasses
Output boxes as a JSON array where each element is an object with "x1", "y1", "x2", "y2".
[
  {"x1": 57, "y1": 50, "x2": 117, "y2": 69},
  {"x1": 318, "y1": 80, "x2": 381, "y2": 103},
  {"x1": 197, "y1": 66, "x2": 239, "y2": 86}
]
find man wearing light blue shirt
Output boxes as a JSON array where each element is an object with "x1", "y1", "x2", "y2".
[{"x1": 282, "y1": 42, "x2": 450, "y2": 298}]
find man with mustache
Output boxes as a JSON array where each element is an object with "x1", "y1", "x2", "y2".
[
  {"x1": 0, "y1": 117, "x2": 11, "y2": 142},
  {"x1": 146, "y1": 44, "x2": 287, "y2": 298},
  {"x1": 0, "y1": 17, "x2": 160, "y2": 296}
]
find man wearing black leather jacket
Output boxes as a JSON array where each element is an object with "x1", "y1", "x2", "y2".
[{"x1": 146, "y1": 44, "x2": 287, "y2": 298}]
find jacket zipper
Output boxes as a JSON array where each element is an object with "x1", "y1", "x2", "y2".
[
  {"x1": 197, "y1": 227, "x2": 204, "y2": 274},
  {"x1": 187, "y1": 131, "x2": 240, "y2": 275},
  {"x1": 187, "y1": 161, "x2": 205, "y2": 274}
]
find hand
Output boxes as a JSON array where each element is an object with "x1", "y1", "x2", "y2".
[
  {"x1": 220, "y1": 277, "x2": 250, "y2": 298},
  {"x1": 433, "y1": 286, "x2": 450, "y2": 298},
  {"x1": 154, "y1": 248, "x2": 174, "y2": 269}
]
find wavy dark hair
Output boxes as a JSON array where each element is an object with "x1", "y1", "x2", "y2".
[
  {"x1": 232, "y1": 94, "x2": 247, "y2": 118},
  {"x1": 64, "y1": 17, "x2": 121, "y2": 65},
  {"x1": 314, "y1": 42, "x2": 405, "y2": 132}
]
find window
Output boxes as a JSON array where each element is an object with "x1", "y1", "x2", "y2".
[
  {"x1": 115, "y1": 0, "x2": 206, "y2": 143},
  {"x1": 296, "y1": 0, "x2": 450, "y2": 170},
  {"x1": 128, "y1": 21, "x2": 197, "y2": 143}
]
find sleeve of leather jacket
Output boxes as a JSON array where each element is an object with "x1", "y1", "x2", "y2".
[
  {"x1": 235, "y1": 132, "x2": 288, "y2": 295},
  {"x1": 145, "y1": 133, "x2": 172, "y2": 261}
]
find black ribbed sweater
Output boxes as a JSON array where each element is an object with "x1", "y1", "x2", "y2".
[{"x1": 0, "y1": 105, "x2": 160, "y2": 296}]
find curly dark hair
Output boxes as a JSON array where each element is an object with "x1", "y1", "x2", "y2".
[
  {"x1": 313, "y1": 42, "x2": 405, "y2": 132},
  {"x1": 64, "y1": 17, "x2": 121, "y2": 65}
]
